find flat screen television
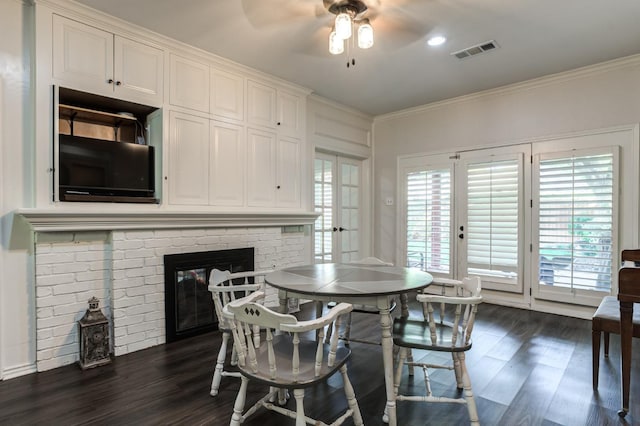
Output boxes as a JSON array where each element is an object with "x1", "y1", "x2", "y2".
[{"x1": 58, "y1": 134, "x2": 156, "y2": 203}]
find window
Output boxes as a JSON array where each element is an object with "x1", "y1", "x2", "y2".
[{"x1": 537, "y1": 150, "x2": 615, "y2": 292}]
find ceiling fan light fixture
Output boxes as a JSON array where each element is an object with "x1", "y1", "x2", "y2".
[
  {"x1": 329, "y1": 30, "x2": 344, "y2": 55},
  {"x1": 357, "y1": 21, "x2": 374, "y2": 49},
  {"x1": 427, "y1": 35, "x2": 447, "y2": 47},
  {"x1": 335, "y1": 12, "x2": 352, "y2": 39}
]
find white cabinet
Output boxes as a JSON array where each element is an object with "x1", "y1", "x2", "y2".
[
  {"x1": 211, "y1": 67, "x2": 244, "y2": 122},
  {"x1": 247, "y1": 80, "x2": 303, "y2": 137},
  {"x1": 167, "y1": 111, "x2": 210, "y2": 205},
  {"x1": 169, "y1": 54, "x2": 210, "y2": 113},
  {"x1": 247, "y1": 128, "x2": 301, "y2": 208},
  {"x1": 52, "y1": 14, "x2": 163, "y2": 106},
  {"x1": 209, "y1": 120, "x2": 245, "y2": 207}
]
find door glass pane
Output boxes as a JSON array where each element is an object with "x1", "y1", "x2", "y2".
[
  {"x1": 466, "y1": 159, "x2": 519, "y2": 280},
  {"x1": 314, "y1": 158, "x2": 333, "y2": 263},
  {"x1": 405, "y1": 168, "x2": 451, "y2": 273},
  {"x1": 538, "y1": 153, "x2": 614, "y2": 291}
]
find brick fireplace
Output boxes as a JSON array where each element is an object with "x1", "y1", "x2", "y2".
[{"x1": 30, "y1": 219, "x2": 311, "y2": 372}]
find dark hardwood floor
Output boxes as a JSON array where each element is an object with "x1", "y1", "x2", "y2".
[{"x1": 1, "y1": 301, "x2": 638, "y2": 425}]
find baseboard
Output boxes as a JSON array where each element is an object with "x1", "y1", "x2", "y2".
[{"x1": 2, "y1": 362, "x2": 37, "y2": 381}]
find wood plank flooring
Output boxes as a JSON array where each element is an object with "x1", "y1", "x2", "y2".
[{"x1": 0, "y1": 301, "x2": 638, "y2": 425}]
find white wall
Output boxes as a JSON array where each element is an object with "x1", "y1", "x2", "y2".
[
  {"x1": 373, "y1": 55, "x2": 640, "y2": 281},
  {"x1": 0, "y1": 0, "x2": 36, "y2": 379}
]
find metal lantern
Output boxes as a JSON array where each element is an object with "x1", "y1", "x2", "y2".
[{"x1": 78, "y1": 297, "x2": 111, "y2": 369}]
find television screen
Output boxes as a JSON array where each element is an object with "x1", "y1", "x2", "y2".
[{"x1": 59, "y1": 134, "x2": 155, "y2": 201}]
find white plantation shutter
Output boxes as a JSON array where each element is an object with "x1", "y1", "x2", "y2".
[
  {"x1": 405, "y1": 168, "x2": 452, "y2": 274},
  {"x1": 538, "y1": 151, "x2": 615, "y2": 290},
  {"x1": 466, "y1": 160, "x2": 519, "y2": 278}
]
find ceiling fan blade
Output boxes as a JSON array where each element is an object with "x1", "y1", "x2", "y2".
[{"x1": 370, "y1": 5, "x2": 433, "y2": 50}]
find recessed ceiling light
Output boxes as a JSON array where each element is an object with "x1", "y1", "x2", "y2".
[{"x1": 427, "y1": 35, "x2": 447, "y2": 47}]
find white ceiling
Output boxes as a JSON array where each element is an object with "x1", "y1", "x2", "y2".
[{"x1": 74, "y1": 0, "x2": 640, "y2": 116}]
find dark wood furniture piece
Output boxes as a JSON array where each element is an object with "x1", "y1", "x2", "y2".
[
  {"x1": 617, "y1": 249, "x2": 640, "y2": 417},
  {"x1": 591, "y1": 296, "x2": 640, "y2": 389}
]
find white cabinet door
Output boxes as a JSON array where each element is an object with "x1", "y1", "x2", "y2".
[
  {"x1": 247, "y1": 127, "x2": 277, "y2": 207},
  {"x1": 276, "y1": 136, "x2": 301, "y2": 208},
  {"x1": 114, "y1": 36, "x2": 163, "y2": 106},
  {"x1": 247, "y1": 80, "x2": 277, "y2": 129},
  {"x1": 52, "y1": 15, "x2": 164, "y2": 105},
  {"x1": 211, "y1": 68, "x2": 244, "y2": 122},
  {"x1": 169, "y1": 54, "x2": 210, "y2": 113},
  {"x1": 168, "y1": 111, "x2": 210, "y2": 205},
  {"x1": 277, "y1": 91, "x2": 303, "y2": 137},
  {"x1": 210, "y1": 121, "x2": 245, "y2": 207},
  {"x1": 52, "y1": 14, "x2": 114, "y2": 97}
]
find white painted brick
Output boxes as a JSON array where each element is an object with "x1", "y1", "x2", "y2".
[
  {"x1": 145, "y1": 327, "x2": 164, "y2": 339},
  {"x1": 37, "y1": 328, "x2": 53, "y2": 341},
  {"x1": 125, "y1": 248, "x2": 155, "y2": 260},
  {"x1": 127, "y1": 321, "x2": 156, "y2": 335},
  {"x1": 37, "y1": 294, "x2": 78, "y2": 308},
  {"x1": 38, "y1": 334, "x2": 77, "y2": 350},
  {"x1": 36, "y1": 286, "x2": 53, "y2": 298},
  {"x1": 75, "y1": 250, "x2": 105, "y2": 262},
  {"x1": 113, "y1": 258, "x2": 145, "y2": 270},
  {"x1": 125, "y1": 284, "x2": 155, "y2": 297},
  {"x1": 144, "y1": 274, "x2": 163, "y2": 285},
  {"x1": 88, "y1": 260, "x2": 108, "y2": 270},
  {"x1": 144, "y1": 293, "x2": 163, "y2": 304},
  {"x1": 36, "y1": 306, "x2": 54, "y2": 319},
  {"x1": 125, "y1": 266, "x2": 156, "y2": 279},
  {"x1": 117, "y1": 331, "x2": 147, "y2": 346},
  {"x1": 125, "y1": 303, "x2": 157, "y2": 316},
  {"x1": 36, "y1": 273, "x2": 75, "y2": 287},
  {"x1": 125, "y1": 230, "x2": 155, "y2": 240},
  {"x1": 115, "y1": 276, "x2": 145, "y2": 290},
  {"x1": 35, "y1": 264, "x2": 53, "y2": 276},
  {"x1": 144, "y1": 310, "x2": 163, "y2": 322},
  {"x1": 52, "y1": 303, "x2": 84, "y2": 317},
  {"x1": 112, "y1": 289, "x2": 127, "y2": 300},
  {"x1": 53, "y1": 323, "x2": 76, "y2": 338},
  {"x1": 113, "y1": 295, "x2": 145, "y2": 308},
  {"x1": 127, "y1": 339, "x2": 157, "y2": 353},
  {"x1": 53, "y1": 281, "x2": 91, "y2": 296},
  {"x1": 112, "y1": 250, "x2": 125, "y2": 260},
  {"x1": 37, "y1": 353, "x2": 77, "y2": 372},
  {"x1": 52, "y1": 262, "x2": 90, "y2": 275},
  {"x1": 113, "y1": 239, "x2": 145, "y2": 251},
  {"x1": 56, "y1": 342, "x2": 79, "y2": 357}
]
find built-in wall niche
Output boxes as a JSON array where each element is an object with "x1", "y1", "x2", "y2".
[{"x1": 56, "y1": 87, "x2": 161, "y2": 203}]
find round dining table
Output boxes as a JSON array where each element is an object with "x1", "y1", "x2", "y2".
[{"x1": 266, "y1": 262, "x2": 433, "y2": 426}]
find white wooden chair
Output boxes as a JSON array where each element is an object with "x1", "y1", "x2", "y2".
[
  {"x1": 223, "y1": 291, "x2": 363, "y2": 426},
  {"x1": 340, "y1": 257, "x2": 395, "y2": 345},
  {"x1": 392, "y1": 276, "x2": 482, "y2": 425},
  {"x1": 207, "y1": 268, "x2": 273, "y2": 397}
]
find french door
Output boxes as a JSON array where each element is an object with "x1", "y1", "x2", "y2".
[
  {"x1": 314, "y1": 153, "x2": 362, "y2": 263},
  {"x1": 400, "y1": 126, "x2": 637, "y2": 308}
]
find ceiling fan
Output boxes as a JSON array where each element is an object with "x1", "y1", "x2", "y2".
[{"x1": 241, "y1": 0, "x2": 431, "y2": 66}]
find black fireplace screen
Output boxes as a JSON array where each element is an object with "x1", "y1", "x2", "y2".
[{"x1": 164, "y1": 248, "x2": 254, "y2": 342}]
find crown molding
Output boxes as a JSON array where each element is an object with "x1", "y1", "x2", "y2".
[{"x1": 375, "y1": 53, "x2": 640, "y2": 122}]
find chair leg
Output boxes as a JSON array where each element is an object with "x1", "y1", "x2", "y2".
[
  {"x1": 293, "y1": 388, "x2": 305, "y2": 426},
  {"x1": 394, "y1": 347, "x2": 408, "y2": 397},
  {"x1": 340, "y1": 365, "x2": 363, "y2": 426},
  {"x1": 453, "y1": 352, "x2": 463, "y2": 389},
  {"x1": 211, "y1": 331, "x2": 230, "y2": 396},
  {"x1": 604, "y1": 332, "x2": 610, "y2": 358},
  {"x1": 343, "y1": 311, "x2": 353, "y2": 345},
  {"x1": 592, "y1": 329, "x2": 601, "y2": 389},
  {"x1": 458, "y1": 353, "x2": 479, "y2": 425},
  {"x1": 230, "y1": 376, "x2": 249, "y2": 426}
]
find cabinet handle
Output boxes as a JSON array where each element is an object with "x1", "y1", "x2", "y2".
[
  {"x1": 115, "y1": 81, "x2": 122, "y2": 86},
  {"x1": 276, "y1": 185, "x2": 281, "y2": 189},
  {"x1": 107, "y1": 79, "x2": 114, "y2": 84},
  {"x1": 277, "y1": 122, "x2": 281, "y2": 126}
]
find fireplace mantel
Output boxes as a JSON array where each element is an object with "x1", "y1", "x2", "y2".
[{"x1": 16, "y1": 209, "x2": 319, "y2": 232}]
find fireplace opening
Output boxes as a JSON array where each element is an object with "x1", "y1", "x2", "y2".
[{"x1": 164, "y1": 248, "x2": 254, "y2": 342}]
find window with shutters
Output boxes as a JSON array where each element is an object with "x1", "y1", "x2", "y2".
[
  {"x1": 537, "y1": 149, "x2": 616, "y2": 292},
  {"x1": 404, "y1": 166, "x2": 452, "y2": 275},
  {"x1": 466, "y1": 159, "x2": 519, "y2": 280}
]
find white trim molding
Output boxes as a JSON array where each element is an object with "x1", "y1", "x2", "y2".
[{"x1": 16, "y1": 209, "x2": 320, "y2": 232}]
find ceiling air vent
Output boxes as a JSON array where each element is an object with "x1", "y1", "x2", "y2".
[{"x1": 451, "y1": 40, "x2": 499, "y2": 59}]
